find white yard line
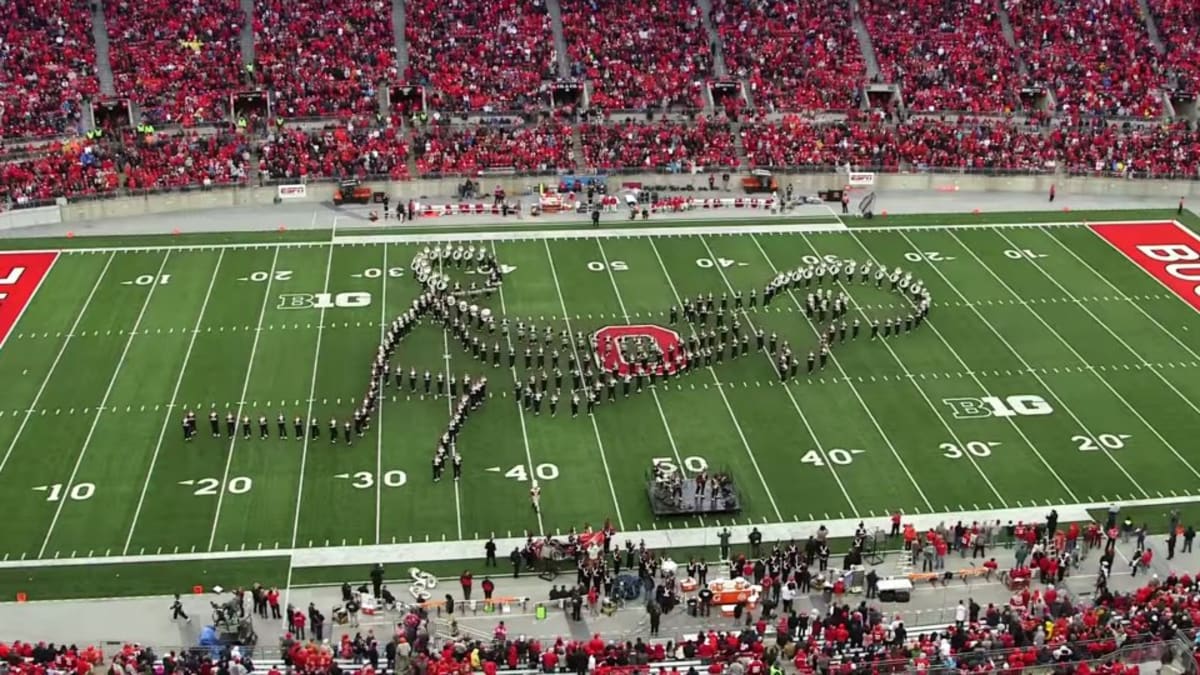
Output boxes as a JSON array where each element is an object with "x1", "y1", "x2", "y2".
[
  {"x1": 644, "y1": 238, "x2": 785, "y2": 522},
  {"x1": 37, "y1": 252, "x2": 173, "y2": 558},
  {"x1": 122, "y1": 249, "x2": 226, "y2": 553},
  {"x1": 0, "y1": 251, "x2": 60, "y2": 353},
  {"x1": 207, "y1": 246, "x2": 282, "y2": 550},
  {"x1": 985, "y1": 227, "x2": 1200, "y2": 480},
  {"x1": 375, "y1": 243, "x2": 387, "y2": 546},
  {"x1": 847, "y1": 232, "x2": 1084, "y2": 504},
  {"x1": 793, "y1": 233, "x2": 1011, "y2": 508},
  {"x1": 1043, "y1": 226, "x2": 1200, "y2": 375},
  {"x1": 0, "y1": 252, "x2": 115, "y2": 474},
  {"x1": 592, "y1": 237, "x2": 706, "y2": 525},
  {"x1": 933, "y1": 230, "x2": 1156, "y2": 494},
  {"x1": 540, "y1": 239, "x2": 624, "y2": 528},
  {"x1": 434, "y1": 253, "x2": 465, "y2": 539},
  {"x1": 490, "y1": 242, "x2": 548, "y2": 534},
  {"x1": 695, "y1": 236, "x2": 863, "y2": 517},
  {"x1": 281, "y1": 238, "x2": 338, "y2": 623},
  {"x1": 743, "y1": 235, "x2": 934, "y2": 514},
  {"x1": 288, "y1": 240, "x2": 339, "y2": 548}
]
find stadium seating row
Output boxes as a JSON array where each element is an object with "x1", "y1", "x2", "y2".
[
  {"x1": 4, "y1": 118, "x2": 1198, "y2": 204},
  {"x1": 3, "y1": 0, "x2": 1193, "y2": 142}
]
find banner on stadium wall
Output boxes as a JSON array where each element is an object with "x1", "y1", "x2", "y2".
[
  {"x1": 278, "y1": 184, "x2": 307, "y2": 200},
  {"x1": 848, "y1": 172, "x2": 876, "y2": 187}
]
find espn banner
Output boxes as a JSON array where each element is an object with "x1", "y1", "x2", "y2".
[{"x1": 277, "y1": 184, "x2": 307, "y2": 200}]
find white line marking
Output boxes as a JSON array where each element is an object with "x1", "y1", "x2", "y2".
[
  {"x1": 375, "y1": 242, "x2": 387, "y2": 546},
  {"x1": 436, "y1": 254, "x2": 465, "y2": 540},
  {"x1": 988, "y1": 227, "x2": 1200, "y2": 480},
  {"x1": 865, "y1": 231, "x2": 1088, "y2": 501},
  {"x1": 808, "y1": 233, "x2": 1015, "y2": 506},
  {"x1": 490, "y1": 241, "x2": 551, "y2": 532},
  {"x1": 123, "y1": 249, "x2": 226, "y2": 553},
  {"x1": 38, "y1": 251, "x2": 173, "y2": 557},
  {"x1": 747, "y1": 234, "x2": 934, "y2": 513},
  {"x1": 646, "y1": 237, "x2": 784, "y2": 521},
  {"x1": 0, "y1": 253, "x2": 115, "y2": 474},
  {"x1": 593, "y1": 236, "x2": 708, "y2": 524},
  {"x1": 282, "y1": 236, "x2": 337, "y2": 624},
  {"x1": 540, "y1": 239, "x2": 624, "y2": 528},
  {"x1": 942, "y1": 229, "x2": 1155, "y2": 493},
  {"x1": 207, "y1": 246, "x2": 282, "y2": 549}
]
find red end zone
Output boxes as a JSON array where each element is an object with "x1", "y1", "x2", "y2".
[
  {"x1": 1090, "y1": 221, "x2": 1200, "y2": 312},
  {"x1": 0, "y1": 251, "x2": 59, "y2": 350}
]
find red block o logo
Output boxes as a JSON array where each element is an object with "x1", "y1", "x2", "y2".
[{"x1": 594, "y1": 324, "x2": 685, "y2": 375}]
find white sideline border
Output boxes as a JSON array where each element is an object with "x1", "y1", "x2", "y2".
[
  {"x1": 6, "y1": 216, "x2": 1176, "y2": 254},
  {"x1": 0, "y1": 494, "x2": 1196, "y2": 571}
]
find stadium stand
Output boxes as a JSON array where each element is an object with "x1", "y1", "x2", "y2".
[
  {"x1": 104, "y1": 0, "x2": 245, "y2": 125},
  {"x1": 1147, "y1": 0, "x2": 1200, "y2": 97},
  {"x1": 580, "y1": 119, "x2": 740, "y2": 171},
  {"x1": 259, "y1": 126, "x2": 410, "y2": 182},
  {"x1": 559, "y1": 0, "x2": 712, "y2": 111},
  {"x1": 861, "y1": 0, "x2": 1021, "y2": 113},
  {"x1": 405, "y1": 0, "x2": 556, "y2": 113},
  {"x1": 4, "y1": 0, "x2": 1200, "y2": 203},
  {"x1": 0, "y1": 0, "x2": 98, "y2": 141},
  {"x1": 253, "y1": 0, "x2": 396, "y2": 119},
  {"x1": 412, "y1": 122, "x2": 574, "y2": 175},
  {"x1": 710, "y1": 0, "x2": 863, "y2": 112},
  {"x1": 1006, "y1": 0, "x2": 1163, "y2": 117}
]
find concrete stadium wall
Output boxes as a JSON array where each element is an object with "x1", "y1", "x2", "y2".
[
  {"x1": 56, "y1": 173, "x2": 1200, "y2": 223},
  {"x1": 0, "y1": 204, "x2": 63, "y2": 231}
]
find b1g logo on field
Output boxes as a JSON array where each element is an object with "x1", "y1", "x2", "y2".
[
  {"x1": 942, "y1": 394, "x2": 1054, "y2": 419},
  {"x1": 278, "y1": 291, "x2": 372, "y2": 310},
  {"x1": 594, "y1": 324, "x2": 685, "y2": 375}
]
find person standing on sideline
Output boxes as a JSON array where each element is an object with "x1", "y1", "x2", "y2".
[
  {"x1": 647, "y1": 599, "x2": 662, "y2": 636},
  {"x1": 749, "y1": 528, "x2": 762, "y2": 557},
  {"x1": 1185, "y1": 525, "x2": 1196, "y2": 553},
  {"x1": 485, "y1": 538, "x2": 497, "y2": 567},
  {"x1": 170, "y1": 594, "x2": 190, "y2": 622},
  {"x1": 719, "y1": 528, "x2": 731, "y2": 560},
  {"x1": 1179, "y1": 197, "x2": 1185, "y2": 215},
  {"x1": 510, "y1": 548, "x2": 521, "y2": 578},
  {"x1": 890, "y1": 512, "x2": 901, "y2": 537},
  {"x1": 371, "y1": 563, "x2": 385, "y2": 599},
  {"x1": 482, "y1": 577, "x2": 495, "y2": 601},
  {"x1": 267, "y1": 587, "x2": 281, "y2": 619},
  {"x1": 954, "y1": 600, "x2": 967, "y2": 629},
  {"x1": 460, "y1": 570, "x2": 473, "y2": 600},
  {"x1": 1049, "y1": 184, "x2": 1056, "y2": 202}
]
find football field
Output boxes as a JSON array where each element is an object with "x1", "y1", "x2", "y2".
[{"x1": 0, "y1": 215, "x2": 1199, "y2": 570}]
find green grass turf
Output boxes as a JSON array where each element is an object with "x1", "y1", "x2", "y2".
[{"x1": 0, "y1": 209, "x2": 1198, "y2": 600}]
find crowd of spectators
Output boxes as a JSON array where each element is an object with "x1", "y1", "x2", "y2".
[
  {"x1": 739, "y1": 115, "x2": 1200, "y2": 176},
  {"x1": 580, "y1": 118, "x2": 740, "y2": 171},
  {"x1": 254, "y1": 0, "x2": 395, "y2": 119},
  {"x1": 259, "y1": 125, "x2": 410, "y2": 182},
  {"x1": 1007, "y1": 0, "x2": 1163, "y2": 118},
  {"x1": 104, "y1": 0, "x2": 245, "y2": 125},
  {"x1": 412, "y1": 123, "x2": 574, "y2": 175},
  {"x1": 1147, "y1": 0, "x2": 1200, "y2": 97},
  {"x1": 7, "y1": 116, "x2": 1200, "y2": 202},
  {"x1": 710, "y1": 0, "x2": 863, "y2": 112},
  {"x1": 560, "y1": 0, "x2": 711, "y2": 111},
  {"x1": 0, "y1": 0, "x2": 98, "y2": 140},
  {"x1": 862, "y1": 0, "x2": 1021, "y2": 113},
  {"x1": 405, "y1": 0, "x2": 556, "y2": 113},
  {"x1": 0, "y1": 132, "x2": 252, "y2": 206}
]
